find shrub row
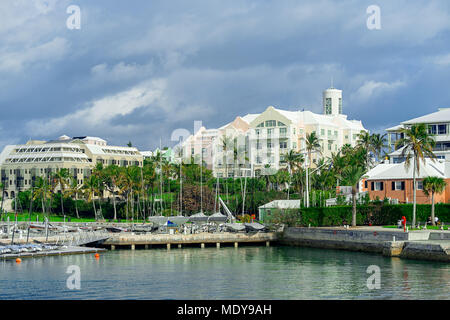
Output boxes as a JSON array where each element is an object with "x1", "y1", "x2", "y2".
[{"x1": 265, "y1": 203, "x2": 450, "y2": 226}]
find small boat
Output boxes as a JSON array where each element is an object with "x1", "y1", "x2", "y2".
[
  {"x1": 188, "y1": 212, "x2": 208, "y2": 224},
  {"x1": 148, "y1": 215, "x2": 168, "y2": 226},
  {"x1": 208, "y1": 212, "x2": 227, "y2": 223},
  {"x1": 105, "y1": 226, "x2": 128, "y2": 233},
  {"x1": 224, "y1": 223, "x2": 246, "y2": 232},
  {"x1": 244, "y1": 222, "x2": 267, "y2": 232},
  {"x1": 167, "y1": 216, "x2": 189, "y2": 226}
]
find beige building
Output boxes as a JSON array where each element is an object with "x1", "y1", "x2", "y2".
[
  {"x1": 181, "y1": 86, "x2": 367, "y2": 177},
  {"x1": 0, "y1": 135, "x2": 143, "y2": 199}
]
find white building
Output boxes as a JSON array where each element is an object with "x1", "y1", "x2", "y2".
[
  {"x1": 180, "y1": 86, "x2": 367, "y2": 177},
  {"x1": 0, "y1": 135, "x2": 143, "y2": 199},
  {"x1": 387, "y1": 108, "x2": 450, "y2": 162}
]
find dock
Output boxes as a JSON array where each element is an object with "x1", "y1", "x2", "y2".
[
  {"x1": 102, "y1": 232, "x2": 277, "y2": 250},
  {"x1": 0, "y1": 246, "x2": 106, "y2": 260}
]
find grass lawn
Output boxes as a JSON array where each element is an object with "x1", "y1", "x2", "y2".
[
  {"x1": 383, "y1": 225, "x2": 449, "y2": 231},
  {"x1": 0, "y1": 212, "x2": 148, "y2": 223}
]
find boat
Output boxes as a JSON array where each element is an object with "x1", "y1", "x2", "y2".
[
  {"x1": 224, "y1": 223, "x2": 246, "y2": 232},
  {"x1": 208, "y1": 211, "x2": 227, "y2": 223},
  {"x1": 167, "y1": 216, "x2": 189, "y2": 226},
  {"x1": 188, "y1": 212, "x2": 208, "y2": 223},
  {"x1": 105, "y1": 226, "x2": 128, "y2": 233},
  {"x1": 148, "y1": 215, "x2": 168, "y2": 226},
  {"x1": 244, "y1": 222, "x2": 267, "y2": 232}
]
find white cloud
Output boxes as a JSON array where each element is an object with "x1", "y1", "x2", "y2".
[
  {"x1": 428, "y1": 53, "x2": 450, "y2": 66},
  {"x1": 0, "y1": 37, "x2": 69, "y2": 73},
  {"x1": 351, "y1": 80, "x2": 405, "y2": 102},
  {"x1": 26, "y1": 79, "x2": 166, "y2": 136}
]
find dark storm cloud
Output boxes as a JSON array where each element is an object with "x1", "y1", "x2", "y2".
[{"x1": 1, "y1": 0, "x2": 450, "y2": 149}]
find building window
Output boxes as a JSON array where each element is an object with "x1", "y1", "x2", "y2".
[
  {"x1": 280, "y1": 141, "x2": 287, "y2": 149},
  {"x1": 280, "y1": 127, "x2": 287, "y2": 135},
  {"x1": 328, "y1": 130, "x2": 331, "y2": 136},
  {"x1": 257, "y1": 122, "x2": 264, "y2": 127},
  {"x1": 256, "y1": 129, "x2": 261, "y2": 136},
  {"x1": 325, "y1": 98, "x2": 332, "y2": 114},
  {"x1": 265, "y1": 120, "x2": 276, "y2": 127},
  {"x1": 191, "y1": 148, "x2": 194, "y2": 155},
  {"x1": 293, "y1": 142, "x2": 297, "y2": 149},
  {"x1": 321, "y1": 129, "x2": 325, "y2": 136},
  {"x1": 267, "y1": 141, "x2": 273, "y2": 148},
  {"x1": 267, "y1": 128, "x2": 273, "y2": 136},
  {"x1": 438, "y1": 124, "x2": 447, "y2": 135},
  {"x1": 334, "y1": 130, "x2": 338, "y2": 136},
  {"x1": 392, "y1": 181, "x2": 405, "y2": 190},
  {"x1": 416, "y1": 180, "x2": 423, "y2": 190},
  {"x1": 428, "y1": 125, "x2": 437, "y2": 135},
  {"x1": 278, "y1": 121, "x2": 286, "y2": 126},
  {"x1": 328, "y1": 143, "x2": 332, "y2": 151},
  {"x1": 372, "y1": 181, "x2": 384, "y2": 191}
]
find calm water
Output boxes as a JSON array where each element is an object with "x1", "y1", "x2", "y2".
[{"x1": 1, "y1": 246, "x2": 449, "y2": 300}]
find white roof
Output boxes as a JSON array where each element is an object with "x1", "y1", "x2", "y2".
[
  {"x1": 0, "y1": 145, "x2": 16, "y2": 165},
  {"x1": 402, "y1": 108, "x2": 450, "y2": 125},
  {"x1": 366, "y1": 158, "x2": 447, "y2": 180},
  {"x1": 259, "y1": 199, "x2": 300, "y2": 209},
  {"x1": 386, "y1": 124, "x2": 403, "y2": 132},
  {"x1": 241, "y1": 113, "x2": 259, "y2": 124}
]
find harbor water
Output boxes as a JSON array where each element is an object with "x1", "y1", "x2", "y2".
[{"x1": 1, "y1": 246, "x2": 449, "y2": 299}]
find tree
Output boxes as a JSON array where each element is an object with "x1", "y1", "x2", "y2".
[
  {"x1": 370, "y1": 133, "x2": 387, "y2": 162},
  {"x1": 284, "y1": 150, "x2": 304, "y2": 199},
  {"x1": 422, "y1": 176, "x2": 447, "y2": 226},
  {"x1": 395, "y1": 123, "x2": 436, "y2": 228},
  {"x1": 53, "y1": 168, "x2": 70, "y2": 216},
  {"x1": 341, "y1": 164, "x2": 366, "y2": 227},
  {"x1": 304, "y1": 132, "x2": 321, "y2": 168}
]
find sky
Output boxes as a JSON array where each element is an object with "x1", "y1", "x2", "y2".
[{"x1": 1, "y1": 0, "x2": 450, "y2": 151}]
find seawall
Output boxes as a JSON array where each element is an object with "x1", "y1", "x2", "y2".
[{"x1": 279, "y1": 227, "x2": 450, "y2": 263}]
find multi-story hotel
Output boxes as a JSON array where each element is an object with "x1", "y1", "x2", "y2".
[
  {"x1": 387, "y1": 108, "x2": 450, "y2": 162},
  {"x1": 0, "y1": 135, "x2": 143, "y2": 199},
  {"x1": 181, "y1": 86, "x2": 368, "y2": 177}
]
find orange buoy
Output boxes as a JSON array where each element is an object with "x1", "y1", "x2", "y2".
[
  {"x1": 94, "y1": 253, "x2": 100, "y2": 258},
  {"x1": 16, "y1": 258, "x2": 22, "y2": 264}
]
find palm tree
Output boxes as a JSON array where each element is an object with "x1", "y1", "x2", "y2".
[
  {"x1": 54, "y1": 168, "x2": 70, "y2": 216},
  {"x1": 33, "y1": 176, "x2": 51, "y2": 217},
  {"x1": 304, "y1": 132, "x2": 321, "y2": 168},
  {"x1": 221, "y1": 135, "x2": 233, "y2": 204},
  {"x1": 342, "y1": 164, "x2": 366, "y2": 227},
  {"x1": 423, "y1": 176, "x2": 447, "y2": 226},
  {"x1": 284, "y1": 150, "x2": 304, "y2": 199},
  {"x1": 395, "y1": 123, "x2": 436, "y2": 228},
  {"x1": 83, "y1": 175, "x2": 99, "y2": 219},
  {"x1": 370, "y1": 133, "x2": 388, "y2": 162},
  {"x1": 103, "y1": 165, "x2": 121, "y2": 220},
  {"x1": 67, "y1": 177, "x2": 81, "y2": 219},
  {"x1": 356, "y1": 131, "x2": 372, "y2": 168}
]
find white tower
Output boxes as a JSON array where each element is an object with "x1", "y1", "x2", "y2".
[{"x1": 323, "y1": 87, "x2": 343, "y2": 115}]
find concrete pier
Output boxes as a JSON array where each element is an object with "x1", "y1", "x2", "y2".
[
  {"x1": 216, "y1": 243, "x2": 220, "y2": 248},
  {"x1": 201, "y1": 243, "x2": 205, "y2": 248},
  {"x1": 281, "y1": 227, "x2": 450, "y2": 262},
  {"x1": 178, "y1": 244, "x2": 182, "y2": 248},
  {"x1": 131, "y1": 244, "x2": 135, "y2": 250},
  {"x1": 167, "y1": 243, "x2": 171, "y2": 250},
  {"x1": 103, "y1": 232, "x2": 276, "y2": 249}
]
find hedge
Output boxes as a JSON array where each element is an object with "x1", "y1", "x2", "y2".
[{"x1": 265, "y1": 203, "x2": 450, "y2": 227}]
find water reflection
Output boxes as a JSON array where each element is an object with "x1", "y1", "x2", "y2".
[{"x1": 0, "y1": 246, "x2": 448, "y2": 300}]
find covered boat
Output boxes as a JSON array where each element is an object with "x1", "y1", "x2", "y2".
[
  {"x1": 188, "y1": 212, "x2": 208, "y2": 223},
  {"x1": 207, "y1": 211, "x2": 227, "y2": 223},
  {"x1": 224, "y1": 223, "x2": 246, "y2": 232},
  {"x1": 244, "y1": 222, "x2": 267, "y2": 232},
  {"x1": 148, "y1": 215, "x2": 169, "y2": 226},
  {"x1": 167, "y1": 216, "x2": 189, "y2": 226}
]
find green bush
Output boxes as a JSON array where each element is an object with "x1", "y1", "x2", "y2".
[{"x1": 264, "y1": 203, "x2": 450, "y2": 227}]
